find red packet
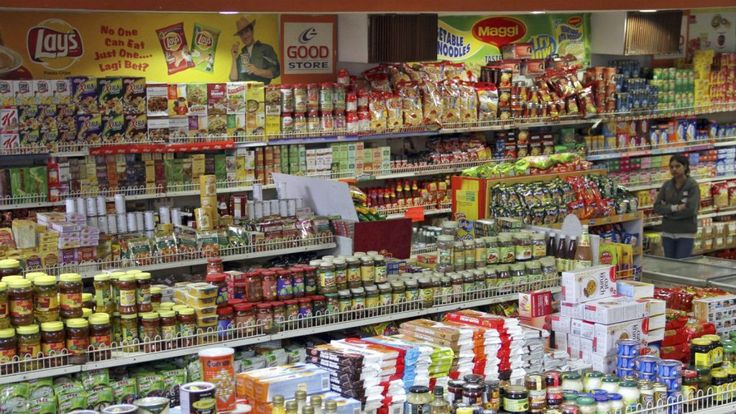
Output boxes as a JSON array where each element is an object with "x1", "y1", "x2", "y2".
[{"x1": 156, "y1": 22, "x2": 195, "y2": 75}]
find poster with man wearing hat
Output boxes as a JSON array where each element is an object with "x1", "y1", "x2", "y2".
[{"x1": 229, "y1": 15, "x2": 281, "y2": 84}]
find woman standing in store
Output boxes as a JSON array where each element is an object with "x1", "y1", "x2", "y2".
[{"x1": 653, "y1": 154, "x2": 701, "y2": 259}]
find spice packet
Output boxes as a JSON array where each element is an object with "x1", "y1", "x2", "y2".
[
  {"x1": 156, "y1": 22, "x2": 194, "y2": 75},
  {"x1": 191, "y1": 23, "x2": 220, "y2": 73},
  {"x1": 111, "y1": 377, "x2": 137, "y2": 404}
]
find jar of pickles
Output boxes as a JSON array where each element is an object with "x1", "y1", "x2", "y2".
[
  {"x1": 89, "y1": 313, "x2": 111, "y2": 361},
  {"x1": 33, "y1": 275, "x2": 59, "y2": 323},
  {"x1": 0, "y1": 282, "x2": 7, "y2": 329},
  {"x1": 41, "y1": 321, "x2": 65, "y2": 367},
  {"x1": 319, "y1": 262, "x2": 337, "y2": 294},
  {"x1": 59, "y1": 273, "x2": 83, "y2": 319},
  {"x1": 17, "y1": 324, "x2": 41, "y2": 370},
  {"x1": 66, "y1": 318, "x2": 89, "y2": 364},
  {"x1": 360, "y1": 256, "x2": 375, "y2": 286},
  {"x1": 234, "y1": 303, "x2": 256, "y2": 336},
  {"x1": 453, "y1": 241, "x2": 465, "y2": 271},
  {"x1": 0, "y1": 259, "x2": 20, "y2": 278},
  {"x1": 8, "y1": 278, "x2": 33, "y2": 326},
  {"x1": 498, "y1": 234, "x2": 515, "y2": 264}
]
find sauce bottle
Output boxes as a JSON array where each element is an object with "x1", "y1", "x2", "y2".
[
  {"x1": 556, "y1": 236, "x2": 568, "y2": 272},
  {"x1": 566, "y1": 236, "x2": 578, "y2": 272},
  {"x1": 575, "y1": 225, "x2": 593, "y2": 269},
  {"x1": 546, "y1": 232, "x2": 557, "y2": 257}
]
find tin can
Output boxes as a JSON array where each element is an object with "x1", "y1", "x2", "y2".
[
  {"x1": 86, "y1": 197, "x2": 98, "y2": 216},
  {"x1": 637, "y1": 372, "x2": 657, "y2": 383},
  {"x1": 658, "y1": 359, "x2": 683, "y2": 378},
  {"x1": 616, "y1": 367, "x2": 634, "y2": 378},
  {"x1": 617, "y1": 339, "x2": 640, "y2": 357},
  {"x1": 654, "y1": 383, "x2": 668, "y2": 405},
  {"x1": 179, "y1": 382, "x2": 216, "y2": 414},
  {"x1": 636, "y1": 356, "x2": 659, "y2": 374},
  {"x1": 639, "y1": 382, "x2": 655, "y2": 408},
  {"x1": 133, "y1": 397, "x2": 170, "y2": 414},
  {"x1": 102, "y1": 406, "x2": 137, "y2": 414},
  {"x1": 617, "y1": 356, "x2": 636, "y2": 369},
  {"x1": 658, "y1": 376, "x2": 681, "y2": 391},
  {"x1": 76, "y1": 197, "x2": 87, "y2": 217}
]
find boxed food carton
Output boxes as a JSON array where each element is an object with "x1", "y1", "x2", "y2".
[
  {"x1": 639, "y1": 298, "x2": 666, "y2": 317},
  {"x1": 583, "y1": 296, "x2": 648, "y2": 324},
  {"x1": 561, "y1": 265, "x2": 616, "y2": 303},
  {"x1": 593, "y1": 318, "x2": 647, "y2": 356},
  {"x1": 616, "y1": 280, "x2": 654, "y2": 299},
  {"x1": 519, "y1": 290, "x2": 553, "y2": 318},
  {"x1": 548, "y1": 314, "x2": 571, "y2": 334}
]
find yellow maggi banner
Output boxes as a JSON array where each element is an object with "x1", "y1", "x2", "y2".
[{"x1": 0, "y1": 11, "x2": 282, "y2": 84}]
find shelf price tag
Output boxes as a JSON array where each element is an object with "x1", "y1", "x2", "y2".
[{"x1": 404, "y1": 206, "x2": 425, "y2": 222}]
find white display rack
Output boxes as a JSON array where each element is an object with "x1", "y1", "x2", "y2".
[
  {"x1": 586, "y1": 137, "x2": 736, "y2": 162},
  {"x1": 0, "y1": 277, "x2": 560, "y2": 385},
  {"x1": 628, "y1": 388, "x2": 736, "y2": 414},
  {"x1": 27, "y1": 234, "x2": 336, "y2": 278},
  {"x1": 0, "y1": 180, "x2": 275, "y2": 210},
  {"x1": 625, "y1": 174, "x2": 736, "y2": 192}
]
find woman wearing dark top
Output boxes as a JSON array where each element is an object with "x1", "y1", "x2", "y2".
[{"x1": 653, "y1": 154, "x2": 701, "y2": 259}]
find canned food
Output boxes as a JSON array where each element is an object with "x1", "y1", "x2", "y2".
[
  {"x1": 617, "y1": 339, "x2": 640, "y2": 357},
  {"x1": 616, "y1": 367, "x2": 634, "y2": 378},
  {"x1": 636, "y1": 356, "x2": 659, "y2": 374},
  {"x1": 617, "y1": 356, "x2": 636, "y2": 369},
  {"x1": 657, "y1": 359, "x2": 683, "y2": 378},
  {"x1": 659, "y1": 376, "x2": 682, "y2": 391},
  {"x1": 637, "y1": 372, "x2": 657, "y2": 383}
]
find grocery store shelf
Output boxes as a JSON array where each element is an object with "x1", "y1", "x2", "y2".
[
  {"x1": 645, "y1": 206, "x2": 736, "y2": 226},
  {"x1": 33, "y1": 236, "x2": 336, "y2": 278},
  {"x1": 0, "y1": 281, "x2": 561, "y2": 384},
  {"x1": 385, "y1": 206, "x2": 452, "y2": 220},
  {"x1": 586, "y1": 141, "x2": 724, "y2": 162},
  {"x1": 625, "y1": 174, "x2": 736, "y2": 192}
]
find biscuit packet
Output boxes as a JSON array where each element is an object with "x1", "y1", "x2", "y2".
[
  {"x1": 420, "y1": 81, "x2": 442, "y2": 127},
  {"x1": 440, "y1": 80, "x2": 461, "y2": 125},
  {"x1": 368, "y1": 91, "x2": 387, "y2": 133},
  {"x1": 191, "y1": 23, "x2": 220, "y2": 73},
  {"x1": 156, "y1": 22, "x2": 195, "y2": 75},
  {"x1": 397, "y1": 81, "x2": 423, "y2": 128},
  {"x1": 475, "y1": 82, "x2": 498, "y2": 122}
]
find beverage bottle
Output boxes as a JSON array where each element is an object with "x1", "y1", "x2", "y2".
[
  {"x1": 273, "y1": 395, "x2": 286, "y2": 414},
  {"x1": 325, "y1": 401, "x2": 338, "y2": 414},
  {"x1": 575, "y1": 225, "x2": 593, "y2": 269},
  {"x1": 556, "y1": 236, "x2": 568, "y2": 272},
  {"x1": 566, "y1": 236, "x2": 578, "y2": 271},
  {"x1": 430, "y1": 386, "x2": 451, "y2": 414},
  {"x1": 546, "y1": 232, "x2": 557, "y2": 257}
]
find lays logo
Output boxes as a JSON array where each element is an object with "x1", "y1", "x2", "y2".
[
  {"x1": 195, "y1": 31, "x2": 214, "y2": 50},
  {"x1": 568, "y1": 16, "x2": 583, "y2": 26},
  {"x1": 163, "y1": 32, "x2": 182, "y2": 51},
  {"x1": 471, "y1": 17, "x2": 526, "y2": 46},
  {"x1": 26, "y1": 19, "x2": 83, "y2": 71}
]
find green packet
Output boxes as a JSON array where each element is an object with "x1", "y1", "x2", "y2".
[
  {"x1": 133, "y1": 371, "x2": 165, "y2": 399},
  {"x1": 191, "y1": 23, "x2": 221, "y2": 73},
  {"x1": 87, "y1": 385, "x2": 114, "y2": 411},
  {"x1": 79, "y1": 369, "x2": 110, "y2": 390},
  {"x1": 111, "y1": 377, "x2": 137, "y2": 404},
  {"x1": 160, "y1": 367, "x2": 187, "y2": 406},
  {"x1": 0, "y1": 383, "x2": 30, "y2": 414},
  {"x1": 53, "y1": 379, "x2": 87, "y2": 413},
  {"x1": 29, "y1": 379, "x2": 56, "y2": 414}
]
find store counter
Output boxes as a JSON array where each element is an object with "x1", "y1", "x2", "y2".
[{"x1": 641, "y1": 255, "x2": 736, "y2": 287}]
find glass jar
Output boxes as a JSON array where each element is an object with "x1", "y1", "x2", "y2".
[
  {"x1": 345, "y1": 257, "x2": 361, "y2": 289},
  {"x1": 705, "y1": 334, "x2": 724, "y2": 368},
  {"x1": 302, "y1": 266, "x2": 317, "y2": 296},
  {"x1": 473, "y1": 269, "x2": 486, "y2": 292},
  {"x1": 418, "y1": 278, "x2": 433, "y2": 308},
  {"x1": 462, "y1": 272, "x2": 475, "y2": 293},
  {"x1": 159, "y1": 310, "x2": 177, "y2": 348},
  {"x1": 338, "y1": 290, "x2": 352, "y2": 313},
  {"x1": 244, "y1": 271, "x2": 262, "y2": 303},
  {"x1": 0, "y1": 282, "x2": 7, "y2": 329},
  {"x1": 8, "y1": 278, "x2": 33, "y2": 326},
  {"x1": 437, "y1": 235, "x2": 454, "y2": 267},
  {"x1": 475, "y1": 238, "x2": 488, "y2": 268},
  {"x1": 177, "y1": 308, "x2": 196, "y2": 347},
  {"x1": 514, "y1": 233, "x2": 533, "y2": 262},
  {"x1": 453, "y1": 241, "x2": 465, "y2": 271},
  {"x1": 290, "y1": 267, "x2": 306, "y2": 298},
  {"x1": 525, "y1": 372, "x2": 544, "y2": 391},
  {"x1": 483, "y1": 266, "x2": 498, "y2": 290},
  {"x1": 692, "y1": 338, "x2": 712, "y2": 369},
  {"x1": 312, "y1": 295, "x2": 326, "y2": 316},
  {"x1": 441, "y1": 220, "x2": 459, "y2": 237},
  {"x1": 351, "y1": 287, "x2": 365, "y2": 310},
  {"x1": 562, "y1": 373, "x2": 584, "y2": 392},
  {"x1": 725, "y1": 344, "x2": 735, "y2": 368},
  {"x1": 216, "y1": 306, "x2": 233, "y2": 339},
  {"x1": 532, "y1": 233, "x2": 547, "y2": 259},
  {"x1": 284, "y1": 299, "x2": 299, "y2": 321},
  {"x1": 298, "y1": 298, "x2": 313, "y2": 318},
  {"x1": 319, "y1": 262, "x2": 337, "y2": 294},
  {"x1": 608, "y1": 393, "x2": 624, "y2": 414},
  {"x1": 463, "y1": 240, "x2": 476, "y2": 269},
  {"x1": 498, "y1": 234, "x2": 515, "y2": 264},
  {"x1": 681, "y1": 370, "x2": 699, "y2": 408},
  {"x1": 276, "y1": 269, "x2": 294, "y2": 300},
  {"x1": 526, "y1": 261, "x2": 543, "y2": 290},
  {"x1": 503, "y1": 385, "x2": 529, "y2": 413},
  {"x1": 58, "y1": 273, "x2": 83, "y2": 320},
  {"x1": 510, "y1": 263, "x2": 527, "y2": 289},
  {"x1": 0, "y1": 328, "x2": 15, "y2": 374},
  {"x1": 207, "y1": 257, "x2": 223, "y2": 275},
  {"x1": 33, "y1": 275, "x2": 59, "y2": 323},
  {"x1": 373, "y1": 255, "x2": 387, "y2": 284},
  {"x1": 140, "y1": 312, "x2": 160, "y2": 352},
  {"x1": 80, "y1": 293, "x2": 93, "y2": 311},
  {"x1": 205, "y1": 273, "x2": 228, "y2": 306},
  {"x1": 584, "y1": 372, "x2": 604, "y2": 392},
  {"x1": 618, "y1": 380, "x2": 640, "y2": 412},
  {"x1": 364, "y1": 286, "x2": 379, "y2": 310},
  {"x1": 377, "y1": 283, "x2": 392, "y2": 307},
  {"x1": 261, "y1": 270, "x2": 277, "y2": 301},
  {"x1": 407, "y1": 385, "x2": 432, "y2": 413},
  {"x1": 256, "y1": 303, "x2": 273, "y2": 332},
  {"x1": 41, "y1": 321, "x2": 65, "y2": 367},
  {"x1": 17, "y1": 324, "x2": 41, "y2": 370},
  {"x1": 331, "y1": 259, "x2": 347, "y2": 291},
  {"x1": 323, "y1": 293, "x2": 338, "y2": 315},
  {"x1": 576, "y1": 396, "x2": 596, "y2": 414},
  {"x1": 391, "y1": 281, "x2": 405, "y2": 304},
  {"x1": 486, "y1": 236, "x2": 500, "y2": 265},
  {"x1": 116, "y1": 275, "x2": 138, "y2": 315},
  {"x1": 89, "y1": 313, "x2": 111, "y2": 361},
  {"x1": 712, "y1": 369, "x2": 729, "y2": 403},
  {"x1": 360, "y1": 256, "x2": 375, "y2": 286},
  {"x1": 547, "y1": 386, "x2": 563, "y2": 408},
  {"x1": 0, "y1": 259, "x2": 20, "y2": 278},
  {"x1": 463, "y1": 383, "x2": 484, "y2": 406},
  {"x1": 529, "y1": 389, "x2": 547, "y2": 413},
  {"x1": 540, "y1": 257, "x2": 557, "y2": 284},
  {"x1": 404, "y1": 280, "x2": 419, "y2": 303},
  {"x1": 66, "y1": 318, "x2": 89, "y2": 364},
  {"x1": 601, "y1": 375, "x2": 619, "y2": 394},
  {"x1": 234, "y1": 303, "x2": 256, "y2": 336},
  {"x1": 150, "y1": 287, "x2": 162, "y2": 312}
]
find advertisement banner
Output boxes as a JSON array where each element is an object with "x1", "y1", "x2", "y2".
[
  {"x1": 438, "y1": 14, "x2": 591, "y2": 75},
  {"x1": 687, "y1": 10, "x2": 736, "y2": 58},
  {"x1": 280, "y1": 15, "x2": 337, "y2": 83},
  {"x1": 0, "y1": 11, "x2": 281, "y2": 84}
]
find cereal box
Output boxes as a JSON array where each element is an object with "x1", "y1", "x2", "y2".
[
  {"x1": 18, "y1": 105, "x2": 40, "y2": 131},
  {"x1": 168, "y1": 117, "x2": 189, "y2": 141},
  {"x1": 75, "y1": 114, "x2": 102, "y2": 144},
  {"x1": 1, "y1": 133, "x2": 19, "y2": 151},
  {"x1": 34, "y1": 80, "x2": 53, "y2": 105},
  {"x1": 70, "y1": 76, "x2": 99, "y2": 114},
  {"x1": 227, "y1": 114, "x2": 246, "y2": 138},
  {"x1": 188, "y1": 115, "x2": 208, "y2": 138},
  {"x1": 167, "y1": 84, "x2": 189, "y2": 117},
  {"x1": 227, "y1": 82, "x2": 246, "y2": 114},
  {"x1": 187, "y1": 84, "x2": 207, "y2": 116},
  {"x1": 98, "y1": 77, "x2": 124, "y2": 115},
  {"x1": 561, "y1": 265, "x2": 616, "y2": 304},
  {"x1": 208, "y1": 114, "x2": 227, "y2": 136},
  {"x1": 207, "y1": 83, "x2": 227, "y2": 115},
  {"x1": 0, "y1": 80, "x2": 14, "y2": 106},
  {"x1": 122, "y1": 77, "x2": 146, "y2": 115},
  {"x1": 191, "y1": 23, "x2": 220, "y2": 73},
  {"x1": 52, "y1": 80, "x2": 72, "y2": 105},
  {"x1": 245, "y1": 82, "x2": 265, "y2": 136},
  {"x1": 148, "y1": 118, "x2": 170, "y2": 142},
  {"x1": 146, "y1": 84, "x2": 169, "y2": 117},
  {"x1": 0, "y1": 107, "x2": 18, "y2": 133},
  {"x1": 124, "y1": 114, "x2": 147, "y2": 142},
  {"x1": 15, "y1": 80, "x2": 35, "y2": 106},
  {"x1": 102, "y1": 114, "x2": 126, "y2": 143}
]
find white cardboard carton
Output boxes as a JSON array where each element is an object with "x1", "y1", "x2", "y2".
[
  {"x1": 561, "y1": 265, "x2": 616, "y2": 303},
  {"x1": 616, "y1": 280, "x2": 655, "y2": 299},
  {"x1": 583, "y1": 296, "x2": 648, "y2": 325},
  {"x1": 593, "y1": 318, "x2": 647, "y2": 356}
]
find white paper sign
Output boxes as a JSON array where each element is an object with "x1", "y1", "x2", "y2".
[{"x1": 272, "y1": 173, "x2": 358, "y2": 221}]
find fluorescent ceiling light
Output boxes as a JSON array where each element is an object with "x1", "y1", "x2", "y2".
[
  {"x1": 219, "y1": 11, "x2": 238, "y2": 14},
  {"x1": 639, "y1": 9, "x2": 658, "y2": 12},
  {"x1": 531, "y1": 11, "x2": 546, "y2": 14}
]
